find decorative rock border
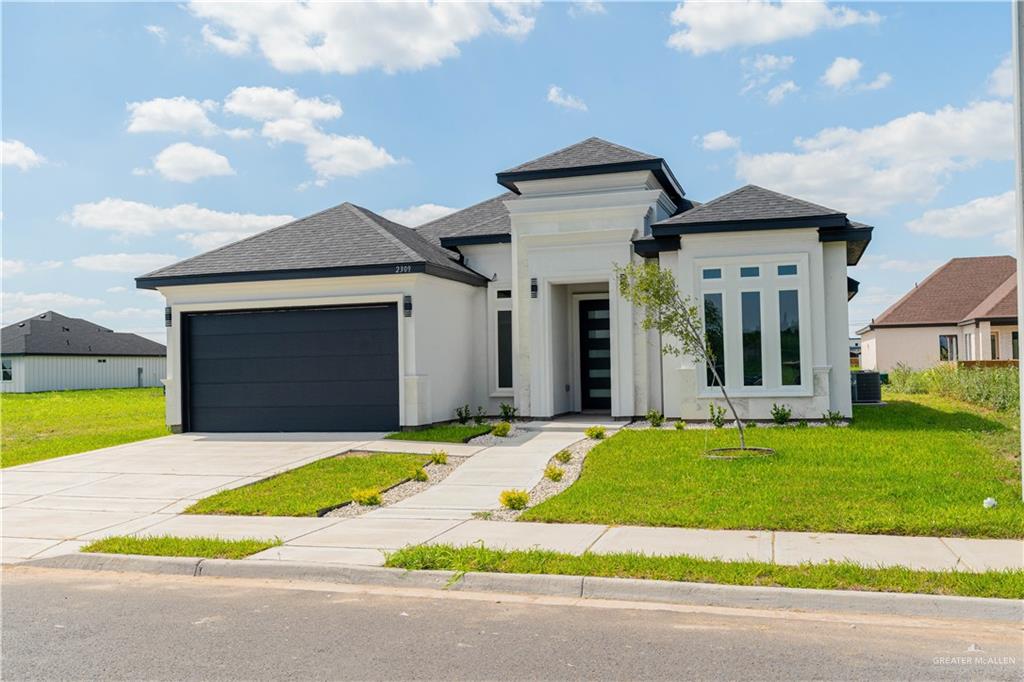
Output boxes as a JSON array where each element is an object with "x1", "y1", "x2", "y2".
[{"x1": 324, "y1": 453, "x2": 470, "y2": 519}]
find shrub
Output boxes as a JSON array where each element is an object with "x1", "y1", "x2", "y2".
[
  {"x1": 544, "y1": 464, "x2": 564, "y2": 482},
  {"x1": 646, "y1": 409, "x2": 665, "y2": 428},
  {"x1": 455, "y1": 404, "x2": 472, "y2": 425},
  {"x1": 796, "y1": 420, "x2": 809, "y2": 429},
  {"x1": 499, "y1": 489, "x2": 530, "y2": 510},
  {"x1": 923, "y1": 364, "x2": 1019, "y2": 412},
  {"x1": 822, "y1": 410, "x2": 844, "y2": 427},
  {"x1": 412, "y1": 467, "x2": 429, "y2": 482},
  {"x1": 499, "y1": 402, "x2": 519, "y2": 422},
  {"x1": 746, "y1": 422, "x2": 758, "y2": 429},
  {"x1": 888, "y1": 363, "x2": 929, "y2": 394},
  {"x1": 429, "y1": 450, "x2": 448, "y2": 465},
  {"x1": 473, "y1": 406, "x2": 488, "y2": 425},
  {"x1": 352, "y1": 488, "x2": 382, "y2": 506},
  {"x1": 555, "y1": 449, "x2": 572, "y2": 464},
  {"x1": 584, "y1": 425, "x2": 606, "y2": 439},
  {"x1": 708, "y1": 403, "x2": 727, "y2": 429},
  {"x1": 770, "y1": 403, "x2": 792, "y2": 425},
  {"x1": 492, "y1": 421, "x2": 512, "y2": 437},
  {"x1": 674, "y1": 420, "x2": 686, "y2": 430}
]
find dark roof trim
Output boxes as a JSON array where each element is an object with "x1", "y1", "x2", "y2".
[
  {"x1": 439, "y1": 233, "x2": 512, "y2": 248},
  {"x1": 819, "y1": 224, "x2": 873, "y2": 266},
  {"x1": 847, "y1": 276, "x2": 860, "y2": 301},
  {"x1": 652, "y1": 213, "x2": 846, "y2": 237},
  {"x1": 136, "y1": 261, "x2": 487, "y2": 290},
  {"x1": 632, "y1": 236, "x2": 681, "y2": 258},
  {"x1": 859, "y1": 322, "x2": 956, "y2": 334},
  {"x1": 1, "y1": 352, "x2": 164, "y2": 358},
  {"x1": 496, "y1": 158, "x2": 685, "y2": 207},
  {"x1": 958, "y1": 316, "x2": 1018, "y2": 327}
]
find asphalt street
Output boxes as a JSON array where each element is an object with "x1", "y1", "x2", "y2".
[{"x1": 2, "y1": 567, "x2": 1021, "y2": 681}]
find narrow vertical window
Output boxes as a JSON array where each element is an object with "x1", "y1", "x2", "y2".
[
  {"x1": 938, "y1": 335, "x2": 958, "y2": 361},
  {"x1": 703, "y1": 293, "x2": 725, "y2": 387},
  {"x1": 1013, "y1": 332, "x2": 1019, "y2": 360},
  {"x1": 741, "y1": 291, "x2": 762, "y2": 386},
  {"x1": 1, "y1": 358, "x2": 11, "y2": 381},
  {"x1": 497, "y1": 310, "x2": 513, "y2": 389},
  {"x1": 965, "y1": 333, "x2": 974, "y2": 360},
  {"x1": 990, "y1": 333, "x2": 999, "y2": 360},
  {"x1": 778, "y1": 290, "x2": 801, "y2": 385}
]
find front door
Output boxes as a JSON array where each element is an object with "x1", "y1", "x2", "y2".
[{"x1": 579, "y1": 299, "x2": 611, "y2": 411}]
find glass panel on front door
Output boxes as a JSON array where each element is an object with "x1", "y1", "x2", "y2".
[{"x1": 579, "y1": 299, "x2": 611, "y2": 410}]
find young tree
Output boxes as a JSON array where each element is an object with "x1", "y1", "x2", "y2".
[{"x1": 616, "y1": 260, "x2": 747, "y2": 449}]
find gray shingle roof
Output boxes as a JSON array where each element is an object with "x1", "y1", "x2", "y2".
[
  {"x1": 417, "y1": 192, "x2": 515, "y2": 246},
  {"x1": 1, "y1": 311, "x2": 166, "y2": 356},
  {"x1": 654, "y1": 185, "x2": 843, "y2": 226},
  {"x1": 137, "y1": 202, "x2": 484, "y2": 285},
  {"x1": 499, "y1": 137, "x2": 658, "y2": 174}
]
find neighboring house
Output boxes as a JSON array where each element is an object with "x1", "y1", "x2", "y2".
[
  {"x1": 137, "y1": 137, "x2": 871, "y2": 433},
  {"x1": 850, "y1": 337, "x2": 861, "y2": 367},
  {"x1": 858, "y1": 256, "x2": 1018, "y2": 371},
  {"x1": 0, "y1": 311, "x2": 166, "y2": 393}
]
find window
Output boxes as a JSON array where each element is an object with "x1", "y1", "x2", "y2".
[
  {"x1": 97, "y1": 358, "x2": 107, "y2": 364},
  {"x1": 991, "y1": 332, "x2": 1000, "y2": 360},
  {"x1": 703, "y1": 293, "x2": 725, "y2": 386},
  {"x1": 938, "y1": 335, "x2": 958, "y2": 362},
  {"x1": 740, "y1": 266, "x2": 760, "y2": 278},
  {"x1": 702, "y1": 268, "x2": 722, "y2": 280},
  {"x1": 1, "y1": 358, "x2": 11, "y2": 382},
  {"x1": 965, "y1": 333, "x2": 974, "y2": 360},
  {"x1": 496, "y1": 289, "x2": 512, "y2": 299},
  {"x1": 777, "y1": 264, "x2": 798, "y2": 276},
  {"x1": 497, "y1": 310, "x2": 513, "y2": 389},
  {"x1": 741, "y1": 291, "x2": 762, "y2": 386},
  {"x1": 779, "y1": 290, "x2": 801, "y2": 386},
  {"x1": 1013, "y1": 332, "x2": 1019, "y2": 360}
]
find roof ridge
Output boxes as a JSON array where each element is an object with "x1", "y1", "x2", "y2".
[
  {"x1": 962, "y1": 271, "x2": 1018, "y2": 321},
  {"x1": 343, "y1": 203, "x2": 423, "y2": 263},
  {"x1": 742, "y1": 184, "x2": 844, "y2": 215},
  {"x1": 417, "y1": 192, "x2": 515, "y2": 231}
]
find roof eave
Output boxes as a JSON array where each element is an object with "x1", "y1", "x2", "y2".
[
  {"x1": 496, "y1": 158, "x2": 686, "y2": 206},
  {"x1": 439, "y1": 233, "x2": 512, "y2": 248},
  {"x1": 651, "y1": 213, "x2": 847, "y2": 237},
  {"x1": 632, "y1": 236, "x2": 681, "y2": 259},
  {"x1": 847, "y1": 276, "x2": 860, "y2": 301},
  {"x1": 136, "y1": 261, "x2": 488, "y2": 290}
]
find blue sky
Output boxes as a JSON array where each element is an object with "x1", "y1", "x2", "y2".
[{"x1": 2, "y1": 1, "x2": 1016, "y2": 341}]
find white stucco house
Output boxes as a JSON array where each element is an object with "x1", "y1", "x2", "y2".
[
  {"x1": 136, "y1": 137, "x2": 872, "y2": 432},
  {"x1": 0, "y1": 311, "x2": 166, "y2": 393},
  {"x1": 859, "y1": 256, "x2": 1018, "y2": 371}
]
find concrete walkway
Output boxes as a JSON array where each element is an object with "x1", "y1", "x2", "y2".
[{"x1": 3, "y1": 426, "x2": 1022, "y2": 573}]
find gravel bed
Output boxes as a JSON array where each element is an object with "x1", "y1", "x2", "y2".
[
  {"x1": 627, "y1": 420, "x2": 847, "y2": 430},
  {"x1": 482, "y1": 436, "x2": 602, "y2": 522},
  {"x1": 467, "y1": 423, "x2": 531, "y2": 447},
  {"x1": 324, "y1": 453, "x2": 469, "y2": 519}
]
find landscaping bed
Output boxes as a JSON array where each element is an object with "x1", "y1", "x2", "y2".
[
  {"x1": 521, "y1": 393, "x2": 1024, "y2": 539},
  {"x1": 82, "y1": 535, "x2": 280, "y2": 560},
  {"x1": 2, "y1": 388, "x2": 169, "y2": 468},
  {"x1": 385, "y1": 424, "x2": 493, "y2": 443},
  {"x1": 385, "y1": 544, "x2": 1024, "y2": 600},
  {"x1": 325, "y1": 452, "x2": 469, "y2": 519},
  {"x1": 185, "y1": 451, "x2": 430, "y2": 517}
]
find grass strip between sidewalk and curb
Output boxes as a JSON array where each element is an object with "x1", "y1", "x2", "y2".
[
  {"x1": 81, "y1": 535, "x2": 281, "y2": 560},
  {"x1": 385, "y1": 424, "x2": 493, "y2": 443},
  {"x1": 185, "y1": 452, "x2": 429, "y2": 517},
  {"x1": 384, "y1": 544, "x2": 1024, "y2": 600}
]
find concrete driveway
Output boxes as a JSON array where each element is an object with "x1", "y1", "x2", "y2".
[{"x1": 1, "y1": 432, "x2": 383, "y2": 561}]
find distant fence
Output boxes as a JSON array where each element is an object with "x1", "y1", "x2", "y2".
[{"x1": 956, "y1": 360, "x2": 1018, "y2": 369}]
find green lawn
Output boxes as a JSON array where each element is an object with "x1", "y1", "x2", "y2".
[
  {"x1": 386, "y1": 424, "x2": 492, "y2": 443},
  {"x1": 185, "y1": 452, "x2": 428, "y2": 516},
  {"x1": 522, "y1": 393, "x2": 1024, "y2": 538},
  {"x1": 82, "y1": 535, "x2": 280, "y2": 560},
  {"x1": 1, "y1": 388, "x2": 169, "y2": 468},
  {"x1": 386, "y1": 544, "x2": 1024, "y2": 600}
]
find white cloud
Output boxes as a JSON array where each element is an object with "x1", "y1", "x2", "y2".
[
  {"x1": 381, "y1": 203, "x2": 457, "y2": 227},
  {"x1": 735, "y1": 100, "x2": 1013, "y2": 214},
  {"x1": 190, "y1": 1, "x2": 538, "y2": 74},
  {"x1": 2, "y1": 260, "x2": 26, "y2": 276},
  {"x1": 126, "y1": 96, "x2": 220, "y2": 136},
  {"x1": 822, "y1": 57, "x2": 862, "y2": 89},
  {"x1": 94, "y1": 307, "x2": 163, "y2": 321},
  {"x1": 224, "y1": 86, "x2": 342, "y2": 121},
  {"x1": 546, "y1": 85, "x2": 588, "y2": 112},
  {"x1": 667, "y1": 1, "x2": 880, "y2": 55},
  {"x1": 2, "y1": 292, "x2": 103, "y2": 324},
  {"x1": 2, "y1": 139, "x2": 46, "y2": 170},
  {"x1": 145, "y1": 25, "x2": 167, "y2": 43},
  {"x1": 73, "y1": 253, "x2": 180, "y2": 274},
  {"x1": 988, "y1": 55, "x2": 1013, "y2": 99},
  {"x1": 2, "y1": 259, "x2": 62, "y2": 277},
  {"x1": 765, "y1": 80, "x2": 798, "y2": 104},
  {"x1": 906, "y1": 191, "x2": 1015, "y2": 248},
  {"x1": 701, "y1": 130, "x2": 740, "y2": 151},
  {"x1": 151, "y1": 142, "x2": 235, "y2": 183},
  {"x1": 740, "y1": 53, "x2": 794, "y2": 93},
  {"x1": 106, "y1": 286, "x2": 128, "y2": 293},
  {"x1": 67, "y1": 198, "x2": 293, "y2": 242},
  {"x1": 176, "y1": 230, "x2": 261, "y2": 250},
  {"x1": 857, "y1": 255, "x2": 943, "y2": 273},
  {"x1": 569, "y1": 1, "x2": 606, "y2": 18},
  {"x1": 822, "y1": 57, "x2": 891, "y2": 91}
]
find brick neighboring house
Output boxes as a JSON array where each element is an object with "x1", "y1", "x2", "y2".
[{"x1": 858, "y1": 256, "x2": 1019, "y2": 371}]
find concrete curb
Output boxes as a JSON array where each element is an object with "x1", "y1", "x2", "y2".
[{"x1": 23, "y1": 554, "x2": 1023, "y2": 623}]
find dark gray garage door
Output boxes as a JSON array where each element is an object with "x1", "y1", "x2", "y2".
[{"x1": 184, "y1": 304, "x2": 399, "y2": 432}]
